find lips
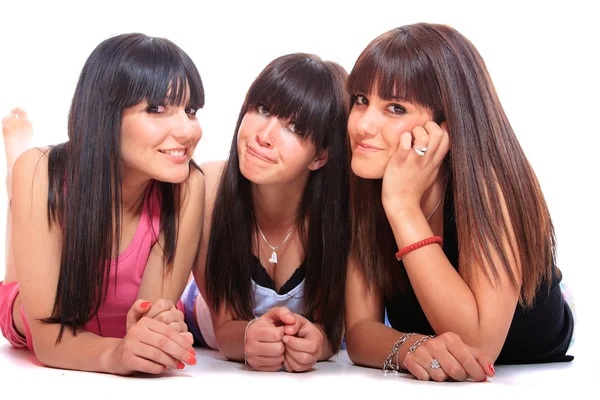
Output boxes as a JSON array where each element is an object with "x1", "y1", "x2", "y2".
[
  {"x1": 247, "y1": 145, "x2": 276, "y2": 163},
  {"x1": 159, "y1": 148, "x2": 186, "y2": 157},
  {"x1": 356, "y1": 142, "x2": 384, "y2": 151}
]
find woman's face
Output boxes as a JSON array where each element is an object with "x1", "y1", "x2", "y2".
[
  {"x1": 237, "y1": 104, "x2": 327, "y2": 186},
  {"x1": 120, "y1": 96, "x2": 202, "y2": 184},
  {"x1": 347, "y1": 92, "x2": 434, "y2": 179}
]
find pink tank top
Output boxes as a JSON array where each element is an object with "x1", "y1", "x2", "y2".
[{"x1": 83, "y1": 186, "x2": 161, "y2": 338}]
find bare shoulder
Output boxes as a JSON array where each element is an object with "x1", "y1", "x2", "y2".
[
  {"x1": 12, "y1": 147, "x2": 50, "y2": 192},
  {"x1": 199, "y1": 160, "x2": 226, "y2": 211}
]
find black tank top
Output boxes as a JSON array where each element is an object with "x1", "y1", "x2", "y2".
[{"x1": 384, "y1": 187, "x2": 574, "y2": 364}]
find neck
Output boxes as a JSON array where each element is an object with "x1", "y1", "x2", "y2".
[
  {"x1": 251, "y1": 174, "x2": 309, "y2": 229},
  {"x1": 119, "y1": 170, "x2": 152, "y2": 214}
]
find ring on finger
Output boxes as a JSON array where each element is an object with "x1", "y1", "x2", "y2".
[
  {"x1": 414, "y1": 146, "x2": 428, "y2": 157},
  {"x1": 427, "y1": 358, "x2": 441, "y2": 372}
]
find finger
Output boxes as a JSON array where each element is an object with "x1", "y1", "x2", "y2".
[
  {"x1": 432, "y1": 352, "x2": 468, "y2": 381},
  {"x1": 127, "y1": 354, "x2": 167, "y2": 375},
  {"x1": 248, "y1": 355, "x2": 284, "y2": 369},
  {"x1": 404, "y1": 354, "x2": 431, "y2": 381},
  {"x1": 151, "y1": 308, "x2": 184, "y2": 326},
  {"x1": 411, "y1": 126, "x2": 430, "y2": 156},
  {"x1": 423, "y1": 120, "x2": 444, "y2": 156},
  {"x1": 167, "y1": 320, "x2": 188, "y2": 333},
  {"x1": 181, "y1": 331, "x2": 194, "y2": 346},
  {"x1": 426, "y1": 359, "x2": 450, "y2": 382},
  {"x1": 141, "y1": 317, "x2": 196, "y2": 363},
  {"x1": 129, "y1": 339, "x2": 182, "y2": 370},
  {"x1": 432, "y1": 122, "x2": 450, "y2": 165},
  {"x1": 262, "y1": 307, "x2": 296, "y2": 326},
  {"x1": 284, "y1": 347, "x2": 316, "y2": 370},
  {"x1": 447, "y1": 344, "x2": 487, "y2": 381},
  {"x1": 283, "y1": 313, "x2": 306, "y2": 336},
  {"x1": 251, "y1": 324, "x2": 285, "y2": 343},
  {"x1": 284, "y1": 351, "x2": 312, "y2": 372},
  {"x1": 469, "y1": 345, "x2": 495, "y2": 377},
  {"x1": 282, "y1": 334, "x2": 320, "y2": 354},
  {"x1": 145, "y1": 298, "x2": 176, "y2": 319},
  {"x1": 127, "y1": 300, "x2": 153, "y2": 326},
  {"x1": 13, "y1": 108, "x2": 28, "y2": 118},
  {"x1": 247, "y1": 340, "x2": 285, "y2": 358},
  {"x1": 283, "y1": 357, "x2": 294, "y2": 372}
]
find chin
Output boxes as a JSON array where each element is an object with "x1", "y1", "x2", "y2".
[{"x1": 351, "y1": 159, "x2": 384, "y2": 179}]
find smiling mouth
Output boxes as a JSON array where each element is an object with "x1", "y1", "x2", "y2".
[
  {"x1": 159, "y1": 149, "x2": 186, "y2": 157},
  {"x1": 247, "y1": 146, "x2": 275, "y2": 163},
  {"x1": 356, "y1": 143, "x2": 383, "y2": 151}
]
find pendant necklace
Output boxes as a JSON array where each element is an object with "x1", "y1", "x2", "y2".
[{"x1": 256, "y1": 221, "x2": 296, "y2": 264}]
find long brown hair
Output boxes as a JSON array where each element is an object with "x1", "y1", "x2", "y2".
[
  {"x1": 205, "y1": 54, "x2": 350, "y2": 349},
  {"x1": 348, "y1": 23, "x2": 555, "y2": 307}
]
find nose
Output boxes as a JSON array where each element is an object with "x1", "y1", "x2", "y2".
[
  {"x1": 256, "y1": 117, "x2": 279, "y2": 148},
  {"x1": 172, "y1": 109, "x2": 196, "y2": 143},
  {"x1": 355, "y1": 106, "x2": 378, "y2": 137}
]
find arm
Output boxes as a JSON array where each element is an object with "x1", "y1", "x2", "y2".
[
  {"x1": 12, "y1": 149, "x2": 193, "y2": 374},
  {"x1": 345, "y1": 255, "x2": 492, "y2": 382},
  {"x1": 382, "y1": 121, "x2": 521, "y2": 361},
  {"x1": 137, "y1": 166, "x2": 206, "y2": 324}
]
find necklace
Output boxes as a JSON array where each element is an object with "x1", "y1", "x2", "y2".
[
  {"x1": 256, "y1": 221, "x2": 296, "y2": 264},
  {"x1": 425, "y1": 186, "x2": 446, "y2": 221}
]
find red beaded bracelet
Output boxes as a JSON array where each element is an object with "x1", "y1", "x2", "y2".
[{"x1": 395, "y1": 236, "x2": 443, "y2": 261}]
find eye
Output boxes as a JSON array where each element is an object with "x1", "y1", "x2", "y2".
[
  {"x1": 146, "y1": 105, "x2": 166, "y2": 114},
  {"x1": 386, "y1": 103, "x2": 406, "y2": 115},
  {"x1": 186, "y1": 106, "x2": 199, "y2": 116},
  {"x1": 354, "y1": 94, "x2": 368, "y2": 106},
  {"x1": 287, "y1": 122, "x2": 300, "y2": 134},
  {"x1": 257, "y1": 104, "x2": 270, "y2": 116}
]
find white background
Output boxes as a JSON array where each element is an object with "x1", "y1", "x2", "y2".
[{"x1": 0, "y1": 0, "x2": 598, "y2": 368}]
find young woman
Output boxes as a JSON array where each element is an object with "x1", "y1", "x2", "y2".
[
  {"x1": 344, "y1": 23, "x2": 574, "y2": 382},
  {"x1": 0, "y1": 33, "x2": 206, "y2": 375},
  {"x1": 182, "y1": 53, "x2": 350, "y2": 372}
]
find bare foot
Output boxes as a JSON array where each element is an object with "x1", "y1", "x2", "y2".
[{"x1": 2, "y1": 108, "x2": 33, "y2": 196}]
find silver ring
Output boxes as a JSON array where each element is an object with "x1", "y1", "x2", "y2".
[
  {"x1": 427, "y1": 358, "x2": 441, "y2": 372},
  {"x1": 414, "y1": 146, "x2": 428, "y2": 157}
]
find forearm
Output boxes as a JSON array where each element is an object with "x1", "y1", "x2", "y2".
[
  {"x1": 388, "y1": 207, "x2": 482, "y2": 344},
  {"x1": 345, "y1": 319, "x2": 425, "y2": 369},
  {"x1": 214, "y1": 319, "x2": 250, "y2": 362},
  {"x1": 32, "y1": 326, "x2": 121, "y2": 373}
]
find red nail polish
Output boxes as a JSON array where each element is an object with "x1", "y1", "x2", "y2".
[
  {"x1": 188, "y1": 356, "x2": 197, "y2": 365},
  {"x1": 177, "y1": 362, "x2": 185, "y2": 369},
  {"x1": 163, "y1": 365, "x2": 167, "y2": 370},
  {"x1": 488, "y1": 364, "x2": 495, "y2": 374},
  {"x1": 189, "y1": 348, "x2": 196, "y2": 355},
  {"x1": 140, "y1": 301, "x2": 151, "y2": 310}
]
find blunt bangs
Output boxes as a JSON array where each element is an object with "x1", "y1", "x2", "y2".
[
  {"x1": 112, "y1": 36, "x2": 205, "y2": 110},
  {"x1": 347, "y1": 28, "x2": 443, "y2": 115},
  {"x1": 244, "y1": 54, "x2": 344, "y2": 151}
]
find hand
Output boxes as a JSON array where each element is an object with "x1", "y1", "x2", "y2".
[
  {"x1": 381, "y1": 121, "x2": 450, "y2": 213},
  {"x1": 282, "y1": 314, "x2": 323, "y2": 372},
  {"x1": 244, "y1": 307, "x2": 296, "y2": 372},
  {"x1": 143, "y1": 298, "x2": 188, "y2": 334},
  {"x1": 403, "y1": 332, "x2": 495, "y2": 382},
  {"x1": 109, "y1": 299, "x2": 196, "y2": 375}
]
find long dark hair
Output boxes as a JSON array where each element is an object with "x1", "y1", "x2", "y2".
[
  {"x1": 43, "y1": 33, "x2": 205, "y2": 340},
  {"x1": 205, "y1": 54, "x2": 349, "y2": 349},
  {"x1": 348, "y1": 23, "x2": 555, "y2": 307}
]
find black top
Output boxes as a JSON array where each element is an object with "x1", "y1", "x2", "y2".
[
  {"x1": 252, "y1": 256, "x2": 306, "y2": 295},
  {"x1": 385, "y1": 187, "x2": 574, "y2": 364}
]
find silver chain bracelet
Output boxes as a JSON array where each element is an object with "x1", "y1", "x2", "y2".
[
  {"x1": 243, "y1": 317, "x2": 258, "y2": 366},
  {"x1": 402, "y1": 334, "x2": 435, "y2": 369},
  {"x1": 383, "y1": 332, "x2": 418, "y2": 372}
]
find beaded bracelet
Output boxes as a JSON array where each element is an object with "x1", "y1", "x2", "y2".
[
  {"x1": 396, "y1": 236, "x2": 443, "y2": 261},
  {"x1": 243, "y1": 317, "x2": 258, "y2": 366},
  {"x1": 383, "y1": 332, "x2": 418, "y2": 372}
]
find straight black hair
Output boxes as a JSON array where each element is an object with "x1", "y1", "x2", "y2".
[{"x1": 44, "y1": 33, "x2": 205, "y2": 340}]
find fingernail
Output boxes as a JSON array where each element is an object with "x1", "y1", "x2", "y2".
[
  {"x1": 187, "y1": 356, "x2": 196, "y2": 365},
  {"x1": 188, "y1": 348, "x2": 196, "y2": 355},
  {"x1": 177, "y1": 362, "x2": 185, "y2": 370},
  {"x1": 163, "y1": 365, "x2": 167, "y2": 370},
  {"x1": 141, "y1": 301, "x2": 151, "y2": 310},
  {"x1": 282, "y1": 336, "x2": 289, "y2": 344},
  {"x1": 488, "y1": 364, "x2": 495, "y2": 374}
]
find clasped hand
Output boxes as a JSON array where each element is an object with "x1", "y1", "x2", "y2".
[{"x1": 244, "y1": 306, "x2": 323, "y2": 372}]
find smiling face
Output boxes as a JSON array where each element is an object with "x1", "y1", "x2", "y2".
[
  {"x1": 119, "y1": 99, "x2": 202, "y2": 184},
  {"x1": 236, "y1": 104, "x2": 327, "y2": 186},
  {"x1": 347, "y1": 92, "x2": 434, "y2": 179}
]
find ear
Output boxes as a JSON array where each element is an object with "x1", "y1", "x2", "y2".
[{"x1": 308, "y1": 150, "x2": 328, "y2": 171}]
